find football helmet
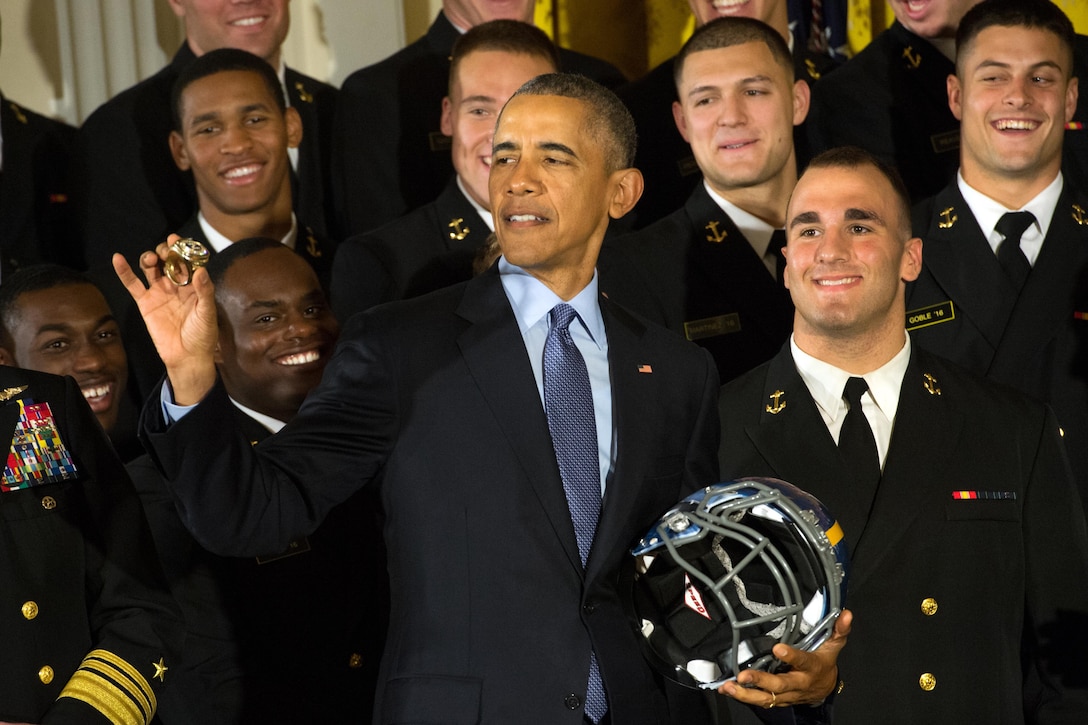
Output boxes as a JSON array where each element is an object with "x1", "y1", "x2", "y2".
[{"x1": 629, "y1": 477, "x2": 848, "y2": 689}]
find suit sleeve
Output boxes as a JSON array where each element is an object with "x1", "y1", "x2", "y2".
[
  {"x1": 141, "y1": 310, "x2": 397, "y2": 557},
  {"x1": 43, "y1": 376, "x2": 183, "y2": 725}
]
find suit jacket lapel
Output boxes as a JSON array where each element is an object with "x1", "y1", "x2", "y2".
[
  {"x1": 850, "y1": 349, "x2": 962, "y2": 586},
  {"x1": 917, "y1": 185, "x2": 1017, "y2": 350},
  {"x1": 587, "y1": 298, "x2": 652, "y2": 579},
  {"x1": 455, "y1": 271, "x2": 584, "y2": 572}
]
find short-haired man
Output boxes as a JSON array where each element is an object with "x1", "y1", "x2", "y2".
[
  {"x1": 601, "y1": 17, "x2": 804, "y2": 384},
  {"x1": 79, "y1": 0, "x2": 337, "y2": 270},
  {"x1": 619, "y1": 0, "x2": 837, "y2": 229},
  {"x1": 907, "y1": 0, "x2": 1088, "y2": 518},
  {"x1": 331, "y1": 20, "x2": 558, "y2": 320},
  {"x1": 168, "y1": 48, "x2": 333, "y2": 284},
  {"x1": 129, "y1": 239, "x2": 385, "y2": 722},
  {"x1": 108, "y1": 47, "x2": 336, "y2": 404},
  {"x1": 808, "y1": 0, "x2": 1088, "y2": 202},
  {"x1": 331, "y1": 0, "x2": 625, "y2": 236},
  {"x1": 0, "y1": 264, "x2": 141, "y2": 460},
  {"x1": 119, "y1": 73, "x2": 845, "y2": 724},
  {"x1": 719, "y1": 145, "x2": 1088, "y2": 721}
]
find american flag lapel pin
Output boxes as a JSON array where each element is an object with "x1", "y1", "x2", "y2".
[{"x1": 637, "y1": 364, "x2": 653, "y2": 374}]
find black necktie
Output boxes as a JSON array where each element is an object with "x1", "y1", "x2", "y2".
[
  {"x1": 836, "y1": 377, "x2": 881, "y2": 545},
  {"x1": 995, "y1": 211, "x2": 1036, "y2": 290},
  {"x1": 839, "y1": 377, "x2": 880, "y2": 490}
]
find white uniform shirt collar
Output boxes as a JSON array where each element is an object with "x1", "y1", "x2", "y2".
[
  {"x1": 457, "y1": 175, "x2": 495, "y2": 232},
  {"x1": 957, "y1": 170, "x2": 1062, "y2": 266},
  {"x1": 197, "y1": 212, "x2": 298, "y2": 253},
  {"x1": 790, "y1": 333, "x2": 911, "y2": 466},
  {"x1": 229, "y1": 397, "x2": 286, "y2": 434},
  {"x1": 703, "y1": 180, "x2": 776, "y2": 265}
]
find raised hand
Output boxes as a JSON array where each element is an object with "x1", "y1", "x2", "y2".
[{"x1": 113, "y1": 235, "x2": 219, "y2": 405}]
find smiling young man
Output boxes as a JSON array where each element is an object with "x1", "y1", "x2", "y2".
[
  {"x1": 330, "y1": 20, "x2": 558, "y2": 320},
  {"x1": 169, "y1": 47, "x2": 333, "y2": 283},
  {"x1": 719, "y1": 145, "x2": 1088, "y2": 722},
  {"x1": 0, "y1": 265, "x2": 144, "y2": 459},
  {"x1": 79, "y1": 0, "x2": 338, "y2": 269},
  {"x1": 127, "y1": 238, "x2": 386, "y2": 722},
  {"x1": 600, "y1": 17, "x2": 806, "y2": 383},
  {"x1": 619, "y1": 0, "x2": 838, "y2": 229},
  {"x1": 907, "y1": 0, "x2": 1088, "y2": 519},
  {"x1": 118, "y1": 72, "x2": 847, "y2": 724}
]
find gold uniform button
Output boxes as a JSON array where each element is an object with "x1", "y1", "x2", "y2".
[
  {"x1": 41, "y1": 496, "x2": 57, "y2": 510},
  {"x1": 39, "y1": 665, "x2": 54, "y2": 684},
  {"x1": 921, "y1": 598, "x2": 938, "y2": 616},
  {"x1": 348, "y1": 653, "x2": 363, "y2": 668},
  {"x1": 22, "y1": 601, "x2": 39, "y2": 620},
  {"x1": 919, "y1": 673, "x2": 936, "y2": 691}
]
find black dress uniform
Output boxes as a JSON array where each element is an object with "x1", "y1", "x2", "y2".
[
  {"x1": 331, "y1": 176, "x2": 490, "y2": 321},
  {"x1": 77, "y1": 43, "x2": 339, "y2": 271},
  {"x1": 0, "y1": 94, "x2": 81, "y2": 275},
  {"x1": 618, "y1": 43, "x2": 836, "y2": 230},
  {"x1": 0, "y1": 367, "x2": 181, "y2": 724},
  {"x1": 331, "y1": 11, "x2": 626, "y2": 237},
  {"x1": 719, "y1": 343, "x2": 1088, "y2": 723},
  {"x1": 807, "y1": 21, "x2": 959, "y2": 204},
  {"x1": 129, "y1": 406, "x2": 386, "y2": 724},
  {"x1": 598, "y1": 184, "x2": 793, "y2": 384},
  {"x1": 907, "y1": 182, "x2": 1088, "y2": 520}
]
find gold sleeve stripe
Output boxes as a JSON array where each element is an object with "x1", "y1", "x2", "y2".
[
  {"x1": 56, "y1": 649, "x2": 156, "y2": 725},
  {"x1": 84, "y1": 649, "x2": 155, "y2": 713}
]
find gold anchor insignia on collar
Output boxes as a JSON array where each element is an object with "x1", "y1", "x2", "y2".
[
  {"x1": 0, "y1": 385, "x2": 28, "y2": 402},
  {"x1": 305, "y1": 228, "x2": 322, "y2": 258},
  {"x1": 448, "y1": 217, "x2": 470, "y2": 241},
  {"x1": 705, "y1": 220, "x2": 728, "y2": 243},
  {"x1": 766, "y1": 389, "x2": 786, "y2": 414},
  {"x1": 923, "y1": 373, "x2": 941, "y2": 396},
  {"x1": 1073, "y1": 204, "x2": 1087, "y2": 226},
  {"x1": 938, "y1": 207, "x2": 957, "y2": 229},
  {"x1": 903, "y1": 46, "x2": 922, "y2": 69},
  {"x1": 804, "y1": 59, "x2": 821, "y2": 80},
  {"x1": 9, "y1": 102, "x2": 28, "y2": 125},
  {"x1": 293, "y1": 82, "x2": 313, "y2": 103}
]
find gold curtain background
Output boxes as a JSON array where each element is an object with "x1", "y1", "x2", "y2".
[{"x1": 533, "y1": 0, "x2": 1088, "y2": 82}]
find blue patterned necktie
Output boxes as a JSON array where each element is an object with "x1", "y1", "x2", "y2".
[{"x1": 543, "y1": 303, "x2": 607, "y2": 723}]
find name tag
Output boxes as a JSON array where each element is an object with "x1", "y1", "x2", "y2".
[
  {"x1": 685, "y1": 313, "x2": 741, "y2": 341},
  {"x1": 930, "y1": 130, "x2": 960, "y2": 154},
  {"x1": 677, "y1": 155, "x2": 700, "y2": 178},
  {"x1": 906, "y1": 301, "x2": 955, "y2": 331},
  {"x1": 428, "y1": 131, "x2": 452, "y2": 152}
]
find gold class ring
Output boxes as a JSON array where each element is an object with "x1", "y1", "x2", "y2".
[{"x1": 163, "y1": 238, "x2": 210, "y2": 286}]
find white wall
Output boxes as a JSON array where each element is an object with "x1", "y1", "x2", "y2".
[{"x1": 0, "y1": 0, "x2": 432, "y2": 125}]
